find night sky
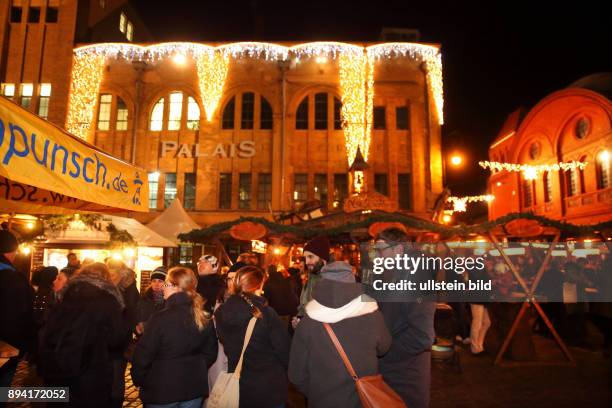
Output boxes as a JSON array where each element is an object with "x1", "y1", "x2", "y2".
[{"x1": 132, "y1": 0, "x2": 611, "y2": 198}]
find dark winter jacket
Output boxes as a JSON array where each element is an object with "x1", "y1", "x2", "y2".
[
  {"x1": 263, "y1": 270, "x2": 299, "y2": 317},
  {"x1": 197, "y1": 273, "x2": 225, "y2": 314},
  {"x1": 289, "y1": 279, "x2": 392, "y2": 408},
  {"x1": 215, "y1": 294, "x2": 291, "y2": 408},
  {"x1": 131, "y1": 291, "x2": 217, "y2": 404},
  {"x1": 136, "y1": 287, "x2": 166, "y2": 325},
  {"x1": 0, "y1": 259, "x2": 35, "y2": 354},
  {"x1": 297, "y1": 262, "x2": 324, "y2": 317},
  {"x1": 38, "y1": 274, "x2": 127, "y2": 407}
]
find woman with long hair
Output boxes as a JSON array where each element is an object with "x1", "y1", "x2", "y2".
[
  {"x1": 131, "y1": 267, "x2": 218, "y2": 407},
  {"x1": 214, "y1": 266, "x2": 291, "y2": 408}
]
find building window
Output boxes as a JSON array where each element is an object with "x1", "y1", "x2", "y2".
[
  {"x1": 222, "y1": 97, "x2": 235, "y2": 129},
  {"x1": 543, "y1": 171, "x2": 553, "y2": 203},
  {"x1": 97, "y1": 94, "x2": 112, "y2": 130},
  {"x1": 333, "y1": 173, "x2": 348, "y2": 208},
  {"x1": 187, "y1": 96, "x2": 200, "y2": 130},
  {"x1": 164, "y1": 173, "x2": 177, "y2": 208},
  {"x1": 373, "y1": 106, "x2": 386, "y2": 130},
  {"x1": 293, "y1": 174, "x2": 308, "y2": 207},
  {"x1": 28, "y1": 7, "x2": 40, "y2": 23},
  {"x1": 184, "y1": 173, "x2": 196, "y2": 210},
  {"x1": 2, "y1": 83, "x2": 15, "y2": 98},
  {"x1": 178, "y1": 244, "x2": 193, "y2": 265},
  {"x1": 148, "y1": 172, "x2": 160, "y2": 209},
  {"x1": 257, "y1": 173, "x2": 272, "y2": 210},
  {"x1": 260, "y1": 96, "x2": 273, "y2": 130},
  {"x1": 375, "y1": 173, "x2": 388, "y2": 196},
  {"x1": 396, "y1": 106, "x2": 409, "y2": 130},
  {"x1": 115, "y1": 97, "x2": 128, "y2": 131},
  {"x1": 523, "y1": 179, "x2": 534, "y2": 207},
  {"x1": 20, "y1": 84, "x2": 33, "y2": 109},
  {"x1": 238, "y1": 173, "x2": 252, "y2": 209},
  {"x1": 10, "y1": 7, "x2": 22, "y2": 23},
  {"x1": 314, "y1": 174, "x2": 328, "y2": 208},
  {"x1": 241, "y1": 92, "x2": 255, "y2": 129},
  {"x1": 150, "y1": 98, "x2": 164, "y2": 131},
  {"x1": 119, "y1": 12, "x2": 127, "y2": 33},
  {"x1": 168, "y1": 92, "x2": 183, "y2": 130},
  {"x1": 219, "y1": 173, "x2": 232, "y2": 209},
  {"x1": 46, "y1": 7, "x2": 59, "y2": 23},
  {"x1": 296, "y1": 98, "x2": 308, "y2": 129},
  {"x1": 314, "y1": 93, "x2": 328, "y2": 130},
  {"x1": 566, "y1": 168, "x2": 579, "y2": 197},
  {"x1": 596, "y1": 150, "x2": 610, "y2": 190},
  {"x1": 126, "y1": 22, "x2": 134, "y2": 41},
  {"x1": 398, "y1": 173, "x2": 412, "y2": 210},
  {"x1": 38, "y1": 84, "x2": 51, "y2": 119},
  {"x1": 334, "y1": 97, "x2": 342, "y2": 130}
]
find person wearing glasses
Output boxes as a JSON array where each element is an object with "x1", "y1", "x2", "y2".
[
  {"x1": 373, "y1": 228, "x2": 436, "y2": 408},
  {"x1": 196, "y1": 255, "x2": 225, "y2": 315},
  {"x1": 131, "y1": 267, "x2": 218, "y2": 408}
]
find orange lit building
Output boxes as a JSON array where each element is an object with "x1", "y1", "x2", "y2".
[{"x1": 487, "y1": 73, "x2": 612, "y2": 224}]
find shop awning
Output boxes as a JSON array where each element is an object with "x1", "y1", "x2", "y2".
[
  {"x1": 0, "y1": 96, "x2": 148, "y2": 213},
  {"x1": 147, "y1": 199, "x2": 200, "y2": 243}
]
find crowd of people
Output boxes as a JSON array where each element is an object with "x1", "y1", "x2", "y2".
[{"x1": 1, "y1": 225, "x2": 611, "y2": 408}]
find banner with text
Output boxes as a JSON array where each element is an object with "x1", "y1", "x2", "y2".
[{"x1": 0, "y1": 97, "x2": 148, "y2": 212}]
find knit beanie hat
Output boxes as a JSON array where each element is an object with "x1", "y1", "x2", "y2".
[
  {"x1": 0, "y1": 229, "x2": 18, "y2": 254},
  {"x1": 202, "y1": 255, "x2": 219, "y2": 272},
  {"x1": 303, "y1": 236, "x2": 330, "y2": 262},
  {"x1": 150, "y1": 266, "x2": 167, "y2": 281}
]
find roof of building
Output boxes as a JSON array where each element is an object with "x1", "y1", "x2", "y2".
[
  {"x1": 490, "y1": 107, "x2": 528, "y2": 149},
  {"x1": 568, "y1": 72, "x2": 612, "y2": 100}
]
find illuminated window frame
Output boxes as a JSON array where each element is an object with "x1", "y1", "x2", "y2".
[
  {"x1": 116, "y1": 97, "x2": 128, "y2": 131},
  {"x1": 97, "y1": 94, "x2": 112, "y2": 131}
]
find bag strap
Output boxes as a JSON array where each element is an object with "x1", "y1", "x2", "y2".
[
  {"x1": 323, "y1": 323, "x2": 358, "y2": 380},
  {"x1": 234, "y1": 317, "x2": 257, "y2": 378}
]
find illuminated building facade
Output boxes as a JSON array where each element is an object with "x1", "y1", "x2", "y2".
[
  {"x1": 0, "y1": 0, "x2": 445, "y2": 227},
  {"x1": 487, "y1": 73, "x2": 612, "y2": 224}
]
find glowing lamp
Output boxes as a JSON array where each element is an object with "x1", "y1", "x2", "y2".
[
  {"x1": 111, "y1": 251, "x2": 123, "y2": 260},
  {"x1": 441, "y1": 214, "x2": 452, "y2": 224},
  {"x1": 273, "y1": 247, "x2": 281, "y2": 255},
  {"x1": 599, "y1": 150, "x2": 609, "y2": 162},
  {"x1": 172, "y1": 53, "x2": 187, "y2": 65},
  {"x1": 20, "y1": 245, "x2": 31, "y2": 255},
  {"x1": 26, "y1": 222, "x2": 35, "y2": 230},
  {"x1": 449, "y1": 154, "x2": 463, "y2": 167}
]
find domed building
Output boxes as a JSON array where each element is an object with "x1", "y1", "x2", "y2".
[{"x1": 487, "y1": 73, "x2": 612, "y2": 224}]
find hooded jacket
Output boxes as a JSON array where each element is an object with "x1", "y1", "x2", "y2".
[
  {"x1": 214, "y1": 294, "x2": 290, "y2": 408},
  {"x1": 0, "y1": 258, "x2": 35, "y2": 354},
  {"x1": 289, "y1": 278, "x2": 392, "y2": 408}
]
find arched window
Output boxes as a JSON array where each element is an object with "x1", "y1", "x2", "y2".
[
  {"x1": 596, "y1": 150, "x2": 610, "y2": 190},
  {"x1": 260, "y1": 96, "x2": 273, "y2": 130},
  {"x1": 150, "y1": 98, "x2": 164, "y2": 131},
  {"x1": 522, "y1": 178, "x2": 535, "y2": 207},
  {"x1": 222, "y1": 92, "x2": 274, "y2": 130},
  {"x1": 296, "y1": 97, "x2": 308, "y2": 129},
  {"x1": 543, "y1": 171, "x2": 552, "y2": 203},
  {"x1": 222, "y1": 97, "x2": 235, "y2": 129},
  {"x1": 295, "y1": 92, "x2": 342, "y2": 130},
  {"x1": 186, "y1": 97, "x2": 200, "y2": 130},
  {"x1": 149, "y1": 91, "x2": 201, "y2": 131}
]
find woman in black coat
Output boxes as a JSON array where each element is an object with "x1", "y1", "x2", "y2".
[
  {"x1": 39, "y1": 262, "x2": 128, "y2": 408},
  {"x1": 131, "y1": 267, "x2": 218, "y2": 407},
  {"x1": 263, "y1": 265, "x2": 299, "y2": 322},
  {"x1": 215, "y1": 265, "x2": 291, "y2": 408}
]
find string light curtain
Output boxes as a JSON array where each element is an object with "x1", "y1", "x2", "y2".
[
  {"x1": 447, "y1": 195, "x2": 495, "y2": 212},
  {"x1": 68, "y1": 42, "x2": 444, "y2": 152},
  {"x1": 65, "y1": 53, "x2": 106, "y2": 140}
]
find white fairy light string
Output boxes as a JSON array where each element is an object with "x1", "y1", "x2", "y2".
[
  {"x1": 68, "y1": 42, "x2": 444, "y2": 154},
  {"x1": 447, "y1": 195, "x2": 495, "y2": 212},
  {"x1": 479, "y1": 160, "x2": 588, "y2": 180}
]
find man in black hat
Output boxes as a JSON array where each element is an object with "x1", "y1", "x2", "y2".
[
  {"x1": 0, "y1": 228, "x2": 35, "y2": 390},
  {"x1": 295, "y1": 236, "x2": 330, "y2": 322}
]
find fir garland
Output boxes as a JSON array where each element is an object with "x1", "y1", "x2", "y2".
[
  {"x1": 178, "y1": 212, "x2": 612, "y2": 243},
  {"x1": 41, "y1": 214, "x2": 135, "y2": 246}
]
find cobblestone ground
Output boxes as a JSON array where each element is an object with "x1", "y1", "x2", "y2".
[{"x1": 6, "y1": 336, "x2": 611, "y2": 407}]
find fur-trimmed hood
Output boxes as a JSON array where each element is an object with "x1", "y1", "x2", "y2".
[
  {"x1": 305, "y1": 279, "x2": 378, "y2": 323},
  {"x1": 60, "y1": 274, "x2": 125, "y2": 308}
]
